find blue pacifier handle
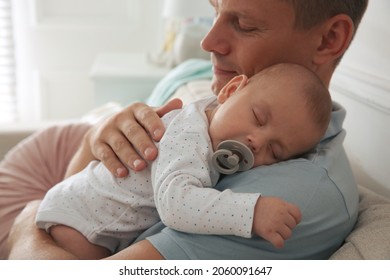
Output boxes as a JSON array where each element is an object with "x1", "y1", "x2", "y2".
[{"x1": 211, "y1": 140, "x2": 254, "y2": 175}]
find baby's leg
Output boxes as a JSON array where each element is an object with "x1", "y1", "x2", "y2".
[{"x1": 50, "y1": 225, "x2": 110, "y2": 260}]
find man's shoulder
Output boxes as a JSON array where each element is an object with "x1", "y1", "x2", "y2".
[
  {"x1": 216, "y1": 158, "x2": 330, "y2": 195},
  {"x1": 216, "y1": 134, "x2": 358, "y2": 213}
]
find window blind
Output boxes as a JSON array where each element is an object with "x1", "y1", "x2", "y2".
[{"x1": 0, "y1": 0, "x2": 16, "y2": 123}]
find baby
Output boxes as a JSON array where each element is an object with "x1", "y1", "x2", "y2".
[{"x1": 36, "y1": 63, "x2": 331, "y2": 259}]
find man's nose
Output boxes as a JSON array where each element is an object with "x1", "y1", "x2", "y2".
[{"x1": 201, "y1": 19, "x2": 230, "y2": 55}]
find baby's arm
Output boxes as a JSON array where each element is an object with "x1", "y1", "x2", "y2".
[
  {"x1": 154, "y1": 159, "x2": 301, "y2": 248},
  {"x1": 153, "y1": 133, "x2": 301, "y2": 247},
  {"x1": 152, "y1": 128, "x2": 255, "y2": 237},
  {"x1": 153, "y1": 105, "x2": 301, "y2": 247}
]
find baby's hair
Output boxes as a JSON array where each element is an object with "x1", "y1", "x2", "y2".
[
  {"x1": 299, "y1": 68, "x2": 332, "y2": 138},
  {"x1": 254, "y1": 63, "x2": 332, "y2": 138}
]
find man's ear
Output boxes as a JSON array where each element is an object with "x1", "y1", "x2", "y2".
[
  {"x1": 217, "y1": 75, "x2": 249, "y2": 103},
  {"x1": 313, "y1": 14, "x2": 354, "y2": 66}
]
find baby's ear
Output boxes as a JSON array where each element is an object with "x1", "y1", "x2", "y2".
[{"x1": 217, "y1": 75, "x2": 249, "y2": 103}]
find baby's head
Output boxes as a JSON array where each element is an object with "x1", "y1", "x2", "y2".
[
  {"x1": 208, "y1": 63, "x2": 332, "y2": 167},
  {"x1": 252, "y1": 63, "x2": 332, "y2": 144}
]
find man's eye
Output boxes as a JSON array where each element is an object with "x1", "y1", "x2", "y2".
[
  {"x1": 243, "y1": 26, "x2": 257, "y2": 32},
  {"x1": 234, "y1": 19, "x2": 256, "y2": 32}
]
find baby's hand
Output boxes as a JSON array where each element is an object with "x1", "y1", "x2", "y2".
[{"x1": 252, "y1": 196, "x2": 302, "y2": 248}]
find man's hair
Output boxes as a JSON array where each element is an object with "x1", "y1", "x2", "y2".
[
  {"x1": 282, "y1": 0, "x2": 368, "y2": 64},
  {"x1": 283, "y1": 0, "x2": 368, "y2": 33}
]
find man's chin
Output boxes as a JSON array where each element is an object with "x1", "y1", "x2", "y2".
[{"x1": 211, "y1": 77, "x2": 228, "y2": 94}]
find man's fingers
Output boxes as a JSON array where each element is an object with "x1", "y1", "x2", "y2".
[
  {"x1": 155, "y1": 98, "x2": 183, "y2": 118},
  {"x1": 89, "y1": 99, "x2": 181, "y2": 176},
  {"x1": 91, "y1": 102, "x2": 163, "y2": 175},
  {"x1": 119, "y1": 116, "x2": 158, "y2": 161},
  {"x1": 94, "y1": 142, "x2": 129, "y2": 177},
  {"x1": 92, "y1": 100, "x2": 181, "y2": 175},
  {"x1": 133, "y1": 103, "x2": 167, "y2": 142}
]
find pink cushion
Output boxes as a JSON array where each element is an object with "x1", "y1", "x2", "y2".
[{"x1": 0, "y1": 122, "x2": 91, "y2": 259}]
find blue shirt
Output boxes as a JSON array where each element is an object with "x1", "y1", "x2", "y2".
[{"x1": 136, "y1": 101, "x2": 359, "y2": 259}]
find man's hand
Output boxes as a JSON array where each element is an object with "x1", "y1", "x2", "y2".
[
  {"x1": 85, "y1": 99, "x2": 183, "y2": 177},
  {"x1": 252, "y1": 196, "x2": 302, "y2": 249}
]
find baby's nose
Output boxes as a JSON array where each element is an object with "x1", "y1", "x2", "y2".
[{"x1": 248, "y1": 135, "x2": 264, "y2": 153}]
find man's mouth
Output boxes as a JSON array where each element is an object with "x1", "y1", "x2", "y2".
[{"x1": 213, "y1": 65, "x2": 237, "y2": 77}]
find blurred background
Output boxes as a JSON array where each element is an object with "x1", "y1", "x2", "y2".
[{"x1": 0, "y1": 0, "x2": 213, "y2": 123}]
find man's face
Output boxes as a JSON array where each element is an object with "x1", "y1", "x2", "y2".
[{"x1": 202, "y1": 0, "x2": 318, "y2": 93}]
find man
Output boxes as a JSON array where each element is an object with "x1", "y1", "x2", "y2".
[{"x1": 6, "y1": 0, "x2": 368, "y2": 259}]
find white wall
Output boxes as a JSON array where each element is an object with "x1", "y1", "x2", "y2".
[
  {"x1": 330, "y1": 0, "x2": 390, "y2": 197},
  {"x1": 12, "y1": 0, "x2": 164, "y2": 122}
]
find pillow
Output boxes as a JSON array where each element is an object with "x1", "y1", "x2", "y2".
[
  {"x1": 330, "y1": 185, "x2": 390, "y2": 259},
  {"x1": 168, "y1": 80, "x2": 213, "y2": 106},
  {"x1": 0, "y1": 122, "x2": 91, "y2": 259}
]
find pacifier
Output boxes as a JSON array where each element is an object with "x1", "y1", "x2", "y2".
[{"x1": 211, "y1": 140, "x2": 254, "y2": 175}]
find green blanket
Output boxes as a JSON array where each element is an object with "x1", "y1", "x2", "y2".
[{"x1": 146, "y1": 59, "x2": 213, "y2": 106}]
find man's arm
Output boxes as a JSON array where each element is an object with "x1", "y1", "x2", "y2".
[
  {"x1": 7, "y1": 201, "x2": 77, "y2": 260},
  {"x1": 65, "y1": 99, "x2": 182, "y2": 178},
  {"x1": 7, "y1": 201, "x2": 164, "y2": 260}
]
